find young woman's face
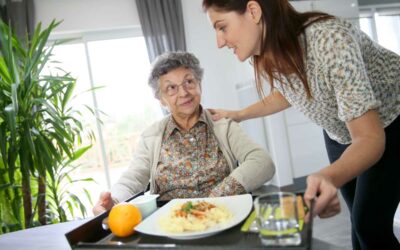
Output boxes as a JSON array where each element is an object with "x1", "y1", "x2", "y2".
[{"x1": 207, "y1": 6, "x2": 263, "y2": 61}]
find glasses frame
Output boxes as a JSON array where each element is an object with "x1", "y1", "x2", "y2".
[{"x1": 161, "y1": 77, "x2": 199, "y2": 97}]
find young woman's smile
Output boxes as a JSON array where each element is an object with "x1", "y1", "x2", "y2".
[{"x1": 207, "y1": 5, "x2": 263, "y2": 61}]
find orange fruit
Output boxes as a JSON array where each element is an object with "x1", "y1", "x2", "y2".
[{"x1": 108, "y1": 203, "x2": 142, "y2": 237}]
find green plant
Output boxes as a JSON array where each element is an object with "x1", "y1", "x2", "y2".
[
  {"x1": 0, "y1": 20, "x2": 95, "y2": 233},
  {"x1": 46, "y1": 145, "x2": 94, "y2": 224}
]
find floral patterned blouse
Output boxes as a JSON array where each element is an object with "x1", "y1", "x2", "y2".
[
  {"x1": 275, "y1": 18, "x2": 400, "y2": 144},
  {"x1": 155, "y1": 111, "x2": 246, "y2": 200}
]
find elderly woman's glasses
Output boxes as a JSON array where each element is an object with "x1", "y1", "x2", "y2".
[{"x1": 162, "y1": 78, "x2": 198, "y2": 96}]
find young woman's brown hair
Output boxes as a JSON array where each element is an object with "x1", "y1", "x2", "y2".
[{"x1": 203, "y1": 0, "x2": 333, "y2": 98}]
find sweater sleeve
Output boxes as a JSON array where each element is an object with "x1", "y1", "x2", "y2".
[
  {"x1": 209, "y1": 176, "x2": 246, "y2": 197},
  {"x1": 110, "y1": 134, "x2": 152, "y2": 203},
  {"x1": 224, "y1": 120, "x2": 275, "y2": 192}
]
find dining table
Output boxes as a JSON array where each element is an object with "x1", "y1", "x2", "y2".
[
  {"x1": 0, "y1": 218, "x2": 345, "y2": 250},
  {"x1": 0, "y1": 186, "x2": 346, "y2": 250}
]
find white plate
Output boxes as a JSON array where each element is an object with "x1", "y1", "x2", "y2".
[{"x1": 135, "y1": 194, "x2": 252, "y2": 240}]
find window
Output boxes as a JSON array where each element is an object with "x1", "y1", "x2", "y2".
[
  {"x1": 48, "y1": 32, "x2": 163, "y2": 211},
  {"x1": 359, "y1": 6, "x2": 400, "y2": 55},
  {"x1": 375, "y1": 13, "x2": 400, "y2": 54},
  {"x1": 359, "y1": 16, "x2": 374, "y2": 38}
]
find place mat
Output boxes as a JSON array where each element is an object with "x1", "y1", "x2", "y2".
[
  {"x1": 241, "y1": 194, "x2": 308, "y2": 234},
  {"x1": 241, "y1": 210, "x2": 304, "y2": 234},
  {"x1": 66, "y1": 192, "x2": 315, "y2": 249}
]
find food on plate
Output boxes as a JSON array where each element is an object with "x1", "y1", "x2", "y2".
[
  {"x1": 108, "y1": 203, "x2": 142, "y2": 237},
  {"x1": 159, "y1": 200, "x2": 232, "y2": 233}
]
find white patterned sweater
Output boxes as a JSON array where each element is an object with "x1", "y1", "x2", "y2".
[{"x1": 275, "y1": 18, "x2": 400, "y2": 144}]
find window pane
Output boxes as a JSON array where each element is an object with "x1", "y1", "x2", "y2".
[
  {"x1": 49, "y1": 37, "x2": 163, "y2": 214},
  {"x1": 359, "y1": 17, "x2": 374, "y2": 40},
  {"x1": 375, "y1": 14, "x2": 400, "y2": 54},
  {"x1": 48, "y1": 43, "x2": 104, "y2": 214},
  {"x1": 48, "y1": 44, "x2": 102, "y2": 173},
  {"x1": 87, "y1": 37, "x2": 163, "y2": 185}
]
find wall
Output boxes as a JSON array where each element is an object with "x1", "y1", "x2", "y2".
[
  {"x1": 34, "y1": 0, "x2": 140, "y2": 34},
  {"x1": 293, "y1": 0, "x2": 359, "y2": 18},
  {"x1": 359, "y1": 0, "x2": 400, "y2": 6},
  {"x1": 180, "y1": 0, "x2": 253, "y2": 111}
]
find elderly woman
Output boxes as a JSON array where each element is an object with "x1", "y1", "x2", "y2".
[{"x1": 93, "y1": 51, "x2": 275, "y2": 215}]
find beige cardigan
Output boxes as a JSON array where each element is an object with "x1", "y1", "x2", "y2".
[{"x1": 111, "y1": 110, "x2": 275, "y2": 203}]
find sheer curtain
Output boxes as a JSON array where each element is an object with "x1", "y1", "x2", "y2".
[{"x1": 135, "y1": 0, "x2": 186, "y2": 62}]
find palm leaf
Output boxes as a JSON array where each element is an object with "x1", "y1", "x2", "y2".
[
  {"x1": 61, "y1": 80, "x2": 76, "y2": 111},
  {"x1": 0, "y1": 183, "x2": 12, "y2": 190},
  {"x1": 0, "y1": 56, "x2": 12, "y2": 83},
  {"x1": 69, "y1": 145, "x2": 92, "y2": 162}
]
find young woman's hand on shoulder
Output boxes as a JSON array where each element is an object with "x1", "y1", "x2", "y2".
[
  {"x1": 208, "y1": 108, "x2": 242, "y2": 122},
  {"x1": 208, "y1": 91, "x2": 291, "y2": 122}
]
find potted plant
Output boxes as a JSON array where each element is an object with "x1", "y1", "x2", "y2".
[{"x1": 0, "y1": 20, "x2": 95, "y2": 233}]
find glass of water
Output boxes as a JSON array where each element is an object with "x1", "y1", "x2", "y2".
[{"x1": 254, "y1": 192, "x2": 301, "y2": 246}]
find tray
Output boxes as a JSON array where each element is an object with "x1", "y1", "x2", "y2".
[{"x1": 65, "y1": 191, "x2": 314, "y2": 250}]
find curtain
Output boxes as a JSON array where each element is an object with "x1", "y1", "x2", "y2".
[
  {"x1": 135, "y1": 0, "x2": 186, "y2": 62},
  {"x1": 1, "y1": 0, "x2": 35, "y2": 39},
  {"x1": 0, "y1": 0, "x2": 7, "y2": 22}
]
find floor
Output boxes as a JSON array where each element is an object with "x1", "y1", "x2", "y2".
[
  {"x1": 312, "y1": 194, "x2": 400, "y2": 250},
  {"x1": 313, "y1": 194, "x2": 352, "y2": 249}
]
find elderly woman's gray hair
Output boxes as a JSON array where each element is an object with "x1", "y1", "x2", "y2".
[{"x1": 148, "y1": 51, "x2": 204, "y2": 99}]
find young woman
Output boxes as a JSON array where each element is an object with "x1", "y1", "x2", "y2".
[{"x1": 202, "y1": 0, "x2": 400, "y2": 249}]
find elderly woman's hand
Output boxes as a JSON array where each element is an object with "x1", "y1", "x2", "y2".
[
  {"x1": 208, "y1": 108, "x2": 241, "y2": 122},
  {"x1": 93, "y1": 191, "x2": 115, "y2": 216},
  {"x1": 303, "y1": 173, "x2": 341, "y2": 221}
]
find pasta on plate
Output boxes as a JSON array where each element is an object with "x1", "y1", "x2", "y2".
[{"x1": 158, "y1": 200, "x2": 233, "y2": 233}]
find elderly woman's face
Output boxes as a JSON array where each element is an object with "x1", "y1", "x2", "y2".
[{"x1": 159, "y1": 67, "x2": 201, "y2": 119}]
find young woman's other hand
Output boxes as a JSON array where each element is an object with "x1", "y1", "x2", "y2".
[
  {"x1": 208, "y1": 108, "x2": 241, "y2": 122},
  {"x1": 304, "y1": 173, "x2": 341, "y2": 222}
]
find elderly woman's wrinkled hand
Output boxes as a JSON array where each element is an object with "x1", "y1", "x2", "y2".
[
  {"x1": 93, "y1": 191, "x2": 115, "y2": 216},
  {"x1": 303, "y1": 173, "x2": 341, "y2": 222}
]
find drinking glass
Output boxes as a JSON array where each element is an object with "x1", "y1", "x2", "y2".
[{"x1": 254, "y1": 192, "x2": 301, "y2": 246}]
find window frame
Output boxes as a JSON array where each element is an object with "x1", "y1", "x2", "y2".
[
  {"x1": 359, "y1": 3, "x2": 400, "y2": 42},
  {"x1": 47, "y1": 26, "x2": 149, "y2": 189}
]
